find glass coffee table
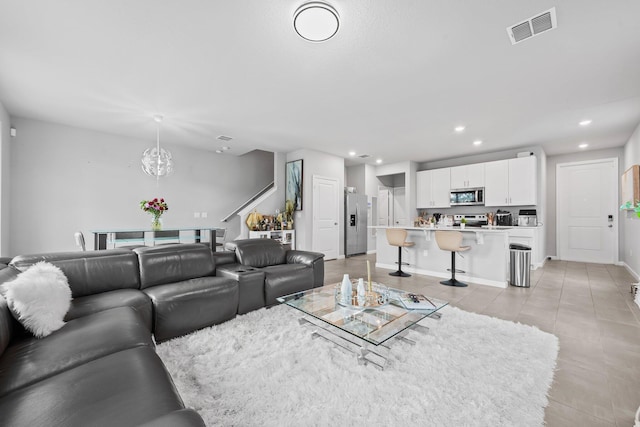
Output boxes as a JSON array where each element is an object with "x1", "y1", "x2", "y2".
[{"x1": 277, "y1": 284, "x2": 448, "y2": 369}]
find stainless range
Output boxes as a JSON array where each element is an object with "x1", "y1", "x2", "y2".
[{"x1": 453, "y1": 214, "x2": 489, "y2": 227}]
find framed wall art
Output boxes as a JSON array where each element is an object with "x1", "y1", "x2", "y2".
[
  {"x1": 621, "y1": 165, "x2": 639, "y2": 208},
  {"x1": 286, "y1": 159, "x2": 303, "y2": 211}
]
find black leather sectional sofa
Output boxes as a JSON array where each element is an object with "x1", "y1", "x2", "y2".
[{"x1": 0, "y1": 240, "x2": 324, "y2": 427}]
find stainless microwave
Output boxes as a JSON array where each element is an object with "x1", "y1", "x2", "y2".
[{"x1": 450, "y1": 187, "x2": 484, "y2": 206}]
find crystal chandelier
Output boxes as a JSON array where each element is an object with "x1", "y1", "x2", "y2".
[{"x1": 141, "y1": 115, "x2": 174, "y2": 179}]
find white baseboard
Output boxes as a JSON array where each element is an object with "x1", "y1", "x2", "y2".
[
  {"x1": 375, "y1": 263, "x2": 508, "y2": 289},
  {"x1": 366, "y1": 250, "x2": 377, "y2": 255},
  {"x1": 621, "y1": 262, "x2": 640, "y2": 281},
  {"x1": 336, "y1": 255, "x2": 345, "y2": 260}
]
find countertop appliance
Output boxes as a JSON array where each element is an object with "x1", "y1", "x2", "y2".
[
  {"x1": 517, "y1": 209, "x2": 537, "y2": 227},
  {"x1": 450, "y1": 187, "x2": 484, "y2": 206},
  {"x1": 495, "y1": 210, "x2": 513, "y2": 226},
  {"x1": 453, "y1": 214, "x2": 488, "y2": 227},
  {"x1": 345, "y1": 193, "x2": 368, "y2": 257}
]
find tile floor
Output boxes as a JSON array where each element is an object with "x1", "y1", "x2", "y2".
[{"x1": 324, "y1": 254, "x2": 640, "y2": 426}]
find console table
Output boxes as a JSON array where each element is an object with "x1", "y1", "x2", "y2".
[{"x1": 91, "y1": 227, "x2": 221, "y2": 250}]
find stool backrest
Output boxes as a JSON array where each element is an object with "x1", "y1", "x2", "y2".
[
  {"x1": 435, "y1": 231, "x2": 463, "y2": 252},
  {"x1": 386, "y1": 228, "x2": 408, "y2": 247}
]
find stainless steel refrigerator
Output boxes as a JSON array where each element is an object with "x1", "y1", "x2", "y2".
[{"x1": 345, "y1": 193, "x2": 368, "y2": 257}]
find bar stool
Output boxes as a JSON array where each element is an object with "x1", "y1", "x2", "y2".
[
  {"x1": 435, "y1": 230, "x2": 470, "y2": 287},
  {"x1": 386, "y1": 228, "x2": 415, "y2": 277}
]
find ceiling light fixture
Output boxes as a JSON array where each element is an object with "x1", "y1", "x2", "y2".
[
  {"x1": 222, "y1": 146, "x2": 230, "y2": 151},
  {"x1": 579, "y1": 119, "x2": 592, "y2": 126},
  {"x1": 141, "y1": 115, "x2": 174, "y2": 180},
  {"x1": 579, "y1": 143, "x2": 589, "y2": 149},
  {"x1": 349, "y1": 151, "x2": 356, "y2": 156},
  {"x1": 454, "y1": 126, "x2": 466, "y2": 132},
  {"x1": 473, "y1": 140, "x2": 483, "y2": 146},
  {"x1": 294, "y1": 2, "x2": 339, "y2": 42},
  {"x1": 376, "y1": 159, "x2": 382, "y2": 164}
]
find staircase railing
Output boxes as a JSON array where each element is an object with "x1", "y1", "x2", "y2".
[{"x1": 221, "y1": 181, "x2": 275, "y2": 222}]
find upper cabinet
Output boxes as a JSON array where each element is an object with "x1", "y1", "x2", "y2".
[
  {"x1": 450, "y1": 163, "x2": 485, "y2": 189},
  {"x1": 485, "y1": 156, "x2": 537, "y2": 206},
  {"x1": 416, "y1": 168, "x2": 451, "y2": 208}
]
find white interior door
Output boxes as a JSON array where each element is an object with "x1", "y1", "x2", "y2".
[
  {"x1": 312, "y1": 176, "x2": 339, "y2": 260},
  {"x1": 393, "y1": 187, "x2": 406, "y2": 225},
  {"x1": 557, "y1": 159, "x2": 618, "y2": 263}
]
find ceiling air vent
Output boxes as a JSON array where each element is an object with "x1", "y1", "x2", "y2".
[
  {"x1": 358, "y1": 154, "x2": 370, "y2": 159},
  {"x1": 217, "y1": 135, "x2": 233, "y2": 141},
  {"x1": 507, "y1": 7, "x2": 557, "y2": 45}
]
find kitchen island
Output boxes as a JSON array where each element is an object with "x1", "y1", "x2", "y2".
[{"x1": 370, "y1": 226, "x2": 510, "y2": 288}]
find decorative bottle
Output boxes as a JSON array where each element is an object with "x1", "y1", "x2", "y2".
[
  {"x1": 341, "y1": 274, "x2": 352, "y2": 305},
  {"x1": 357, "y1": 278, "x2": 366, "y2": 306}
]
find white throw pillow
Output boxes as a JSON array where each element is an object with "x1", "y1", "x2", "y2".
[{"x1": 0, "y1": 261, "x2": 72, "y2": 338}]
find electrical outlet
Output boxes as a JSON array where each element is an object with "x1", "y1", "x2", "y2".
[
  {"x1": 201, "y1": 212, "x2": 208, "y2": 218},
  {"x1": 423, "y1": 250, "x2": 428, "y2": 257},
  {"x1": 194, "y1": 212, "x2": 200, "y2": 219}
]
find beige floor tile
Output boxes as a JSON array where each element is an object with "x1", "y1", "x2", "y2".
[
  {"x1": 545, "y1": 400, "x2": 615, "y2": 427},
  {"x1": 549, "y1": 359, "x2": 615, "y2": 422},
  {"x1": 608, "y1": 375, "x2": 640, "y2": 427},
  {"x1": 557, "y1": 334, "x2": 605, "y2": 373}
]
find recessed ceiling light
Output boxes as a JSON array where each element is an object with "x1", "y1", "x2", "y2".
[
  {"x1": 349, "y1": 151, "x2": 356, "y2": 156},
  {"x1": 473, "y1": 140, "x2": 483, "y2": 146},
  {"x1": 579, "y1": 143, "x2": 589, "y2": 149},
  {"x1": 293, "y1": 2, "x2": 339, "y2": 42},
  {"x1": 215, "y1": 150, "x2": 223, "y2": 154},
  {"x1": 376, "y1": 159, "x2": 382, "y2": 164},
  {"x1": 579, "y1": 119, "x2": 592, "y2": 126},
  {"x1": 222, "y1": 146, "x2": 230, "y2": 151},
  {"x1": 454, "y1": 126, "x2": 466, "y2": 132}
]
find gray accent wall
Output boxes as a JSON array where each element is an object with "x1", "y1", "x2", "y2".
[{"x1": 8, "y1": 117, "x2": 273, "y2": 255}]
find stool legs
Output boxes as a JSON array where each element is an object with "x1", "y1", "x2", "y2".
[
  {"x1": 389, "y1": 246, "x2": 411, "y2": 277},
  {"x1": 440, "y1": 251, "x2": 467, "y2": 287}
]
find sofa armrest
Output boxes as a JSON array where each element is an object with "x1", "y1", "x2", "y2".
[
  {"x1": 211, "y1": 251, "x2": 237, "y2": 271},
  {"x1": 286, "y1": 250, "x2": 324, "y2": 267},
  {"x1": 286, "y1": 250, "x2": 325, "y2": 287},
  {"x1": 138, "y1": 409, "x2": 206, "y2": 427}
]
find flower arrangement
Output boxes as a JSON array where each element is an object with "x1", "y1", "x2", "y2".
[{"x1": 140, "y1": 198, "x2": 168, "y2": 230}]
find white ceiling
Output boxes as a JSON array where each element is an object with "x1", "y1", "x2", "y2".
[{"x1": 1, "y1": 1, "x2": 639, "y2": 165}]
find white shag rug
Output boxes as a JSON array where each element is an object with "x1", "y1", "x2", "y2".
[{"x1": 157, "y1": 305, "x2": 558, "y2": 427}]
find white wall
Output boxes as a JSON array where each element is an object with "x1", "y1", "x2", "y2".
[
  {"x1": 0, "y1": 100, "x2": 11, "y2": 256},
  {"x1": 623, "y1": 122, "x2": 640, "y2": 279},
  {"x1": 286, "y1": 149, "x2": 344, "y2": 254},
  {"x1": 374, "y1": 161, "x2": 417, "y2": 226},
  {"x1": 9, "y1": 117, "x2": 273, "y2": 255},
  {"x1": 545, "y1": 147, "x2": 625, "y2": 259}
]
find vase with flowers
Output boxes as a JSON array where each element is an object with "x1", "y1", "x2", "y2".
[{"x1": 140, "y1": 197, "x2": 168, "y2": 231}]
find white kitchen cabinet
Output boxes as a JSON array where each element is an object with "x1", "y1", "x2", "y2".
[
  {"x1": 451, "y1": 163, "x2": 485, "y2": 189},
  {"x1": 416, "y1": 168, "x2": 451, "y2": 208},
  {"x1": 485, "y1": 157, "x2": 536, "y2": 206}
]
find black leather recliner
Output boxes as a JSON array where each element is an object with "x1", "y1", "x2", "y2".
[{"x1": 214, "y1": 238, "x2": 325, "y2": 307}]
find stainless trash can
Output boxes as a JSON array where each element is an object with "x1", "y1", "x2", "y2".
[{"x1": 509, "y1": 243, "x2": 531, "y2": 287}]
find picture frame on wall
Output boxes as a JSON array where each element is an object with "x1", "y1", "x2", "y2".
[
  {"x1": 621, "y1": 165, "x2": 639, "y2": 208},
  {"x1": 286, "y1": 159, "x2": 303, "y2": 211}
]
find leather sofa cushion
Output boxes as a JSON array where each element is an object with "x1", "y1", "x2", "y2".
[
  {"x1": 0, "y1": 297, "x2": 13, "y2": 359},
  {"x1": 139, "y1": 409, "x2": 206, "y2": 427},
  {"x1": 216, "y1": 264, "x2": 266, "y2": 315},
  {"x1": 264, "y1": 266, "x2": 314, "y2": 306},
  {"x1": 135, "y1": 244, "x2": 215, "y2": 289},
  {"x1": 0, "y1": 346, "x2": 186, "y2": 427},
  {"x1": 143, "y1": 276, "x2": 238, "y2": 342},
  {"x1": 233, "y1": 239, "x2": 286, "y2": 268},
  {"x1": 0, "y1": 306, "x2": 153, "y2": 397},
  {"x1": 65, "y1": 289, "x2": 153, "y2": 330},
  {"x1": 10, "y1": 250, "x2": 140, "y2": 298}
]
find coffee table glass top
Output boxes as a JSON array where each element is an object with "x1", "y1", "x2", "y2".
[{"x1": 277, "y1": 285, "x2": 448, "y2": 346}]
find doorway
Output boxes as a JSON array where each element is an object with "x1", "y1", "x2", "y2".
[
  {"x1": 312, "y1": 175, "x2": 339, "y2": 260},
  {"x1": 556, "y1": 158, "x2": 618, "y2": 264}
]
